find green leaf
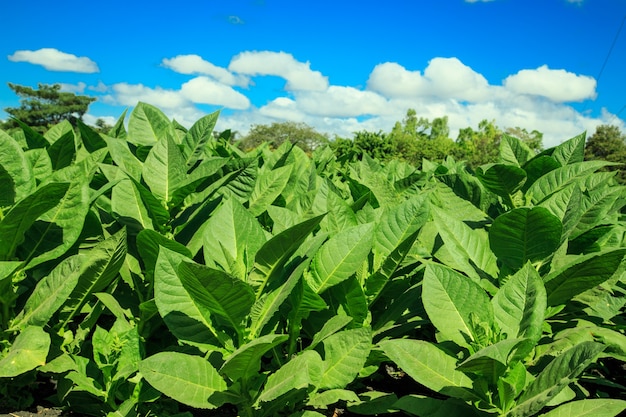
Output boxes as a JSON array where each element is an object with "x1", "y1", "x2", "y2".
[
  {"x1": 306, "y1": 389, "x2": 360, "y2": 408},
  {"x1": 136, "y1": 229, "x2": 191, "y2": 277},
  {"x1": 0, "y1": 326, "x2": 50, "y2": 377},
  {"x1": 220, "y1": 333, "x2": 288, "y2": 381},
  {"x1": 510, "y1": 342, "x2": 605, "y2": 417},
  {"x1": 432, "y1": 208, "x2": 498, "y2": 280},
  {"x1": 248, "y1": 164, "x2": 293, "y2": 216},
  {"x1": 154, "y1": 248, "x2": 223, "y2": 348},
  {"x1": 20, "y1": 178, "x2": 91, "y2": 269},
  {"x1": 182, "y1": 110, "x2": 220, "y2": 167},
  {"x1": 108, "y1": 108, "x2": 128, "y2": 139},
  {"x1": 77, "y1": 119, "x2": 107, "y2": 153},
  {"x1": 521, "y1": 155, "x2": 561, "y2": 192},
  {"x1": 308, "y1": 223, "x2": 374, "y2": 293},
  {"x1": 139, "y1": 352, "x2": 226, "y2": 409},
  {"x1": 127, "y1": 102, "x2": 172, "y2": 146},
  {"x1": 10, "y1": 255, "x2": 81, "y2": 330},
  {"x1": 12, "y1": 118, "x2": 49, "y2": 149},
  {"x1": 257, "y1": 350, "x2": 324, "y2": 403},
  {"x1": 379, "y1": 339, "x2": 473, "y2": 396},
  {"x1": 527, "y1": 161, "x2": 613, "y2": 203},
  {"x1": 422, "y1": 263, "x2": 493, "y2": 346},
  {"x1": 25, "y1": 148, "x2": 53, "y2": 185},
  {"x1": 456, "y1": 338, "x2": 524, "y2": 378},
  {"x1": 539, "y1": 399, "x2": 626, "y2": 417},
  {"x1": 103, "y1": 136, "x2": 143, "y2": 182},
  {"x1": 0, "y1": 165, "x2": 16, "y2": 207},
  {"x1": 307, "y1": 315, "x2": 353, "y2": 351},
  {"x1": 249, "y1": 214, "x2": 324, "y2": 296},
  {"x1": 372, "y1": 193, "x2": 430, "y2": 265},
  {"x1": 177, "y1": 260, "x2": 255, "y2": 334},
  {"x1": 544, "y1": 249, "x2": 626, "y2": 306},
  {"x1": 47, "y1": 127, "x2": 76, "y2": 170},
  {"x1": 394, "y1": 395, "x2": 482, "y2": 417},
  {"x1": 111, "y1": 177, "x2": 154, "y2": 232},
  {"x1": 320, "y1": 327, "x2": 371, "y2": 389},
  {"x1": 203, "y1": 198, "x2": 266, "y2": 280},
  {"x1": 476, "y1": 163, "x2": 527, "y2": 199},
  {"x1": 489, "y1": 207, "x2": 562, "y2": 270},
  {"x1": 500, "y1": 134, "x2": 534, "y2": 167},
  {"x1": 61, "y1": 228, "x2": 127, "y2": 326},
  {"x1": 0, "y1": 129, "x2": 36, "y2": 203},
  {"x1": 493, "y1": 262, "x2": 546, "y2": 343},
  {"x1": 142, "y1": 135, "x2": 187, "y2": 203},
  {"x1": 552, "y1": 132, "x2": 586, "y2": 166},
  {"x1": 0, "y1": 182, "x2": 69, "y2": 261}
]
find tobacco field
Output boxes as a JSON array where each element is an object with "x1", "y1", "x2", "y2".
[{"x1": 1, "y1": 103, "x2": 626, "y2": 416}]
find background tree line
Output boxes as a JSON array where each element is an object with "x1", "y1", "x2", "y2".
[{"x1": 2, "y1": 82, "x2": 626, "y2": 181}]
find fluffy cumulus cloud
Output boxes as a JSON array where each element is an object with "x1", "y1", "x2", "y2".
[
  {"x1": 180, "y1": 77, "x2": 250, "y2": 109},
  {"x1": 8, "y1": 48, "x2": 99, "y2": 73},
  {"x1": 296, "y1": 86, "x2": 391, "y2": 118},
  {"x1": 162, "y1": 55, "x2": 249, "y2": 87},
  {"x1": 229, "y1": 51, "x2": 328, "y2": 91},
  {"x1": 367, "y1": 58, "x2": 492, "y2": 102},
  {"x1": 503, "y1": 65, "x2": 596, "y2": 102}
]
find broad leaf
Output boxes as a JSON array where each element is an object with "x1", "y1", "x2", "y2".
[
  {"x1": 379, "y1": 339, "x2": 473, "y2": 397},
  {"x1": 248, "y1": 164, "x2": 293, "y2": 216},
  {"x1": 552, "y1": 132, "x2": 586, "y2": 166},
  {"x1": 257, "y1": 350, "x2": 324, "y2": 403},
  {"x1": 47, "y1": 127, "x2": 76, "y2": 170},
  {"x1": 476, "y1": 163, "x2": 527, "y2": 199},
  {"x1": 320, "y1": 327, "x2": 371, "y2": 389},
  {"x1": 422, "y1": 263, "x2": 493, "y2": 346},
  {"x1": 142, "y1": 134, "x2": 187, "y2": 203},
  {"x1": 489, "y1": 207, "x2": 562, "y2": 270},
  {"x1": 308, "y1": 223, "x2": 374, "y2": 293},
  {"x1": 539, "y1": 399, "x2": 626, "y2": 417},
  {"x1": 0, "y1": 129, "x2": 35, "y2": 202},
  {"x1": 127, "y1": 102, "x2": 172, "y2": 146},
  {"x1": 0, "y1": 326, "x2": 50, "y2": 377},
  {"x1": 182, "y1": 110, "x2": 220, "y2": 167},
  {"x1": 103, "y1": 135, "x2": 143, "y2": 182},
  {"x1": 139, "y1": 352, "x2": 226, "y2": 409},
  {"x1": 220, "y1": 333, "x2": 288, "y2": 381},
  {"x1": 500, "y1": 134, "x2": 534, "y2": 166},
  {"x1": 510, "y1": 342, "x2": 605, "y2": 417}
]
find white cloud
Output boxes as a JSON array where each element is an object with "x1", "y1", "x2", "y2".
[
  {"x1": 109, "y1": 83, "x2": 189, "y2": 109},
  {"x1": 162, "y1": 55, "x2": 249, "y2": 86},
  {"x1": 229, "y1": 51, "x2": 328, "y2": 91},
  {"x1": 503, "y1": 65, "x2": 596, "y2": 102},
  {"x1": 60, "y1": 82, "x2": 87, "y2": 94},
  {"x1": 89, "y1": 81, "x2": 109, "y2": 93},
  {"x1": 8, "y1": 48, "x2": 99, "y2": 73},
  {"x1": 296, "y1": 86, "x2": 391, "y2": 117},
  {"x1": 180, "y1": 77, "x2": 250, "y2": 109},
  {"x1": 367, "y1": 58, "x2": 491, "y2": 101},
  {"x1": 259, "y1": 97, "x2": 305, "y2": 121}
]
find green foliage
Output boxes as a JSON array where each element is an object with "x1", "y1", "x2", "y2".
[
  {"x1": 1, "y1": 103, "x2": 624, "y2": 417},
  {"x1": 237, "y1": 121, "x2": 329, "y2": 154},
  {"x1": 584, "y1": 124, "x2": 626, "y2": 183},
  {"x1": 1, "y1": 83, "x2": 95, "y2": 132}
]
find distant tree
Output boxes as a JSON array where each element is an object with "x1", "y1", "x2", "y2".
[
  {"x1": 237, "y1": 121, "x2": 329, "y2": 153},
  {"x1": 455, "y1": 120, "x2": 503, "y2": 167},
  {"x1": 584, "y1": 124, "x2": 626, "y2": 183},
  {"x1": 1, "y1": 83, "x2": 96, "y2": 132}
]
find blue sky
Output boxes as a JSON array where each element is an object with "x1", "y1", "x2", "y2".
[{"x1": 1, "y1": 0, "x2": 625, "y2": 147}]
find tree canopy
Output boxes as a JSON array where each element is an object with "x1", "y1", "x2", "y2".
[
  {"x1": 237, "y1": 121, "x2": 329, "y2": 154},
  {"x1": 1, "y1": 83, "x2": 96, "y2": 132},
  {"x1": 584, "y1": 124, "x2": 626, "y2": 183}
]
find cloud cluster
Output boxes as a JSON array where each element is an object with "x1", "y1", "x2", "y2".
[
  {"x1": 10, "y1": 47, "x2": 622, "y2": 148},
  {"x1": 8, "y1": 48, "x2": 99, "y2": 73}
]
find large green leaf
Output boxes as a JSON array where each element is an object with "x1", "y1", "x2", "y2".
[
  {"x1": 527, "y1": 161, "x2": 613, "y2": 203},
  {"x1": 456, "y1": 338, "x2": 524, "y2": 379},
  {"x1": 394, "y1": 395, "x2": 483, "y2": 417},
  {"x1": 20, "y1": 178, "x2": 91, "y2": 269},
  {"x1": 509, "y1": 342, "x2": 605, "y2": 417},
  {"x1": 0, "y1": 326, "x2": 50, "y2": 377},
  {"x1": 182, "y1": 110, "x2": 220, "y2": 167},
  {"x1": 153, "y1": 248, "x2": 223, "y2": 348},
  {"x1": 142, "y1": 134, "x2": 187, "y2": 204},
  {"x1": 127, "y1": 102, "x2": 172, "y2": 146},
  {"x1": 544, "y1": 249, "x2": 626, "y2": 306},
  {"x1": 422, "y1": 263, "x2": 493, "y2": 347},
  {"x1": 177, "y1": 260, "x2": 255, "y2": 335},
  {"x1": 139, "y1": 352, "x2": 226, "y2": 409},
  {"x1": 0, "y1": 182, "x2": 69, "y2": 261},
  {"x1": 248, "y1": 214, "x2": 324, "y2": 296},
  {"x1": 500, "y1": 134, "x2": 534, "y2": 167},
  {"x1": 372, "y1": 193, "x2": 429, "y2": 265},
  {"x1": 60, "y1": 228, "x2": 127, "y2": 326},
  {"x1": 476, "y1": 163, "x2": 527, "y2": 200},
  {"x1": 136, "y1": 229, "x2": 191, "y2": 277},
  {"x1": 539, "y1": 399, "x2": 626, "y2": 417},
  {"x1": 220, "y1": 333, "x2": 288, "y2": 381},
  {"x1": 10, "y1": 255, "x2": 81, "y2": 330},
  {"x1": 103, "y1": 135, "x2": 143, "y2": 182},
  {"x1": 0, "y1": 129, "x2": 35, "y2": 202},
  {"x1": 570, "y1": 186, "x2": 625, "y2": 240},
  {"x1": 257, "y1": 350, "x2": 324, "y2": 403},
  {"x1": 25, "y1": 148, "x2": 53, "y2": 185},
  {"x1": 489, "y1": 207, "x2": 562, "y2": 270},
  {"x1": 12, "y1": 118, "x2": 49, "y2": 149},
  {"x1": 492, "y1": 262, "x2": 546, "y2": 344},
  {"x1": 308, "y1": 223, "x2": 374, "y2": 294},
  {"x1": 111, "y1": 177, "x2": 153, "y2": 232},
  {"x1": 379, "y1": 339, "x2": 473, "y2": 397},
  {"x1": 552, "y1": 132, "x2": 586, "y2": 166},
  {"x1": 47, "y1": 126, "x2": 76, "y2": 170},
  {"x1": 77, "y1": 119, "x2": 107, "y2": 153},
  {"x1": 432, "y1": 208, "x2": 498, "y2": 280},
  {"x1": 203, "y1": 198, "x2": 266, "y2": 280},
  {"x1": 247, "y1": 164, "x2": 293, "y2": 217},
  {"x1": 320, "y1": 327, "x2": 371, "y2": 389}
]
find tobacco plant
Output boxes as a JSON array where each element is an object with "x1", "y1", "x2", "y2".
[{"x1": 0, "y1": 103, "x2": 625, "y2": 417}]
